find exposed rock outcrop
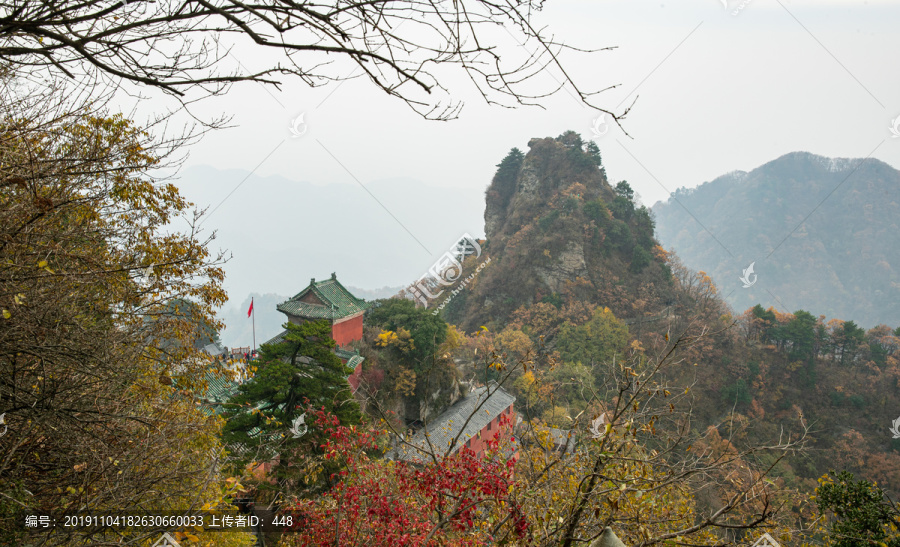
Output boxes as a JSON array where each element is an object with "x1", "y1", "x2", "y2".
[
  {"x1": 535, "y1": 241, "x2": 587, "y2": 293},
  {"x1": 444, "y1": 131, "x2": 673, "y2": 331}
]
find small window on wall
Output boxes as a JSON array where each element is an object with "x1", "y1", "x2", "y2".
[{"x1": 487, "y1": 420, "x2": 492, "y2": 431}]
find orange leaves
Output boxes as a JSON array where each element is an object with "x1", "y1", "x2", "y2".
[
  {"x1": 629, "y1": 340, "x2": 644, "y2": 355},
  {"x1": 175, "y1": 530, "x2": 200, "y2": 543},
  {"x1": 652, "y1": 245, "x2": 669, "y2": 263},
  {"x1": 496, "y1": 327, "x2": 534, "y2": 364}
]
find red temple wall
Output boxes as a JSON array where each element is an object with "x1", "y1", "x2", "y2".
[
  {"x1": 331, "y1": 313, "x2": 363, "y2": 346},
  {"x1": 347, "y1": 360, "x2": 363, "y2": 392},
  {"x1": 464, "y1": 405, "x2": 516, "y2": 459}
]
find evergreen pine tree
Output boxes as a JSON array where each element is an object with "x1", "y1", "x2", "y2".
[
  {"x1": 222, "y1": 320, "x2": 362, "y2": 480},
  {"x1": 491, "y1": 147, "x2": 525, "y2": 209}
]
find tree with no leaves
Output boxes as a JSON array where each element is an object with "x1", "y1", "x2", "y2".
[{"x1": 0, "y1": 0, "x2": 624, "y2": 121}]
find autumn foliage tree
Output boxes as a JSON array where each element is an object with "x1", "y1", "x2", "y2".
[
  {"x1": 267, "y1": 323, "x2": 813, "y2": 547},
  {"x1": 281, "y1": 408, "x2": 522, "y2": 546},
  {"x1": 0, "y1": 72, "x2": 251, "y2": 545}
]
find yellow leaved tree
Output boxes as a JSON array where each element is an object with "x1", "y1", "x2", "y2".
[{"x1": 0, "y1": 71, "x2": 253, "y2": 545}]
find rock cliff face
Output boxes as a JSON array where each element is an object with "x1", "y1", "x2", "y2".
[
  {"x1": 419, "y1": 380, "x2": 464, "y2": 423},
  {"x1": 535, "y1": 241, "x2": 587, "y2": 293},
  {"x1": 443, "y1": 131, "x2": 674, "y2": 331},
  {"x1": 393, "y1": 377, "x2": 463, "y2": 425}
]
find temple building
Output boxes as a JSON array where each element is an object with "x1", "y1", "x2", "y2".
[
  {"x1": 388, "y1": 382, "x2": 517, "y2": 464},
  {"x1": 265, "y1": 273, "x2": 369, "y2": 390},
  {"x1": 276, "y1": 273, "x2": 368, "y2": 346}
]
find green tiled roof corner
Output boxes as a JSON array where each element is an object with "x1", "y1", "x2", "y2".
[
  {"x1": 346, "y1": 355, "x2": 364, "y2": 370},
  {"x1": 263, "y1": 330, "x2": 288, "y2": 347},
  {"x1": 277, "y1": 276, "x2": 370, "y2": 320},
  {"x1": 334, "y1": 347, "x2": 357, "y2": 361}
]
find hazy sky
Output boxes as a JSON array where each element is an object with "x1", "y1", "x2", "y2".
[{"x1": 130, "y1": 0, "x2": 900, "y2": 312}]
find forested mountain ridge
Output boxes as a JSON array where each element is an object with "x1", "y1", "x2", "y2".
[
  {"x1": 202, "y1": 133, "x2": 900, "y2": 546},
  {"x1": 652, "y1": 151, "x2": 900, "y2": 328},
  {"x1": 444, "y1": 131, "x2": 674, "y2": 332},
  {"x1": 432, "y1": 135, "x2": 900, "y2": 501}
]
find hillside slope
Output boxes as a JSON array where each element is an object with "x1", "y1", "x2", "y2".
[
  {"x1": 652, "y1": 151, "x2": 900, "y2": 327},
  {"x1": 433, "y1": 138, "x2": 900, "y2": 501}
]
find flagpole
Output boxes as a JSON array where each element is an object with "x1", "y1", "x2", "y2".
[{"x1": 252, "y1": 298, "x2": 256, "y2": 354}]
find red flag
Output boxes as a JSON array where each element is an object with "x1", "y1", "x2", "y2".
[{"x1": 247, "y1": 298, "x2": 254, "y2": 318}]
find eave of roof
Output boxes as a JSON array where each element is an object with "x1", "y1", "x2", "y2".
[{"x1": 277, "y1": 276, "x2": 369, "y2": 320}]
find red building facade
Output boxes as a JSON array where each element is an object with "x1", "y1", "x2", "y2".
[
  {"x1": 390, "y1": 383, "x2": 518, "y2": 464},
  {"x1": 462, "y1": 401, "x2": 516, "y2": 460},
  {"x1": 331, "y1": 312, "x2": 364, "y2": 347}
]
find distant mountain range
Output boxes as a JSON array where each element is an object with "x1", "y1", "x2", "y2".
[
  {"x1": 175, "y1": 165, "x2": 487, "y2": 318},
  {"x1": 652, "y1": 151, "x2": 900, "y2": 327}
]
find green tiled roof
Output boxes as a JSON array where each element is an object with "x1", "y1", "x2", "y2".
[
  {"x1": 277, "y1": 274, "x2": 369, "y2": 320},
  {"x1": 263, "y1": 330, "x2": 288, "y2": 347},
  {"x1": 198, "y1": 370, "x2": 241, "y2": 416},
  {"x1": 334, "y1": 347, "x2": 357, "y2": 361}
]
